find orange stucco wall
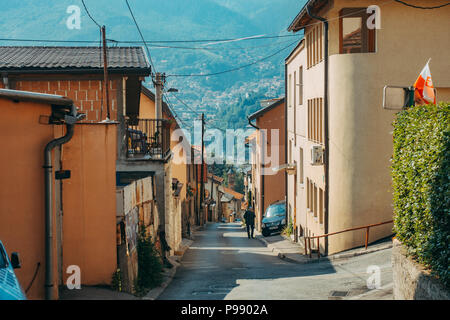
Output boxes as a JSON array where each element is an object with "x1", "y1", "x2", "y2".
[
  {"x1": 0, "y1": 96, "x2": 118, "y2": 299},
  {"x1": 60, "y1": 124, "x2": 117, "y2": 286},
  {"x1": 0, "y1": 97, "x2": 56, "y2": 299}
]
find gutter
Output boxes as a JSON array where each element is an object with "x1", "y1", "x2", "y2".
[
  {"x1": 306, "y1": 4, "x2": 329, "y2": 255},
  {"x1": 284, "y1": 63, "x2": 288, "y2": 233}
]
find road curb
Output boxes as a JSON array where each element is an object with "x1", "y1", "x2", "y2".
[
  {"x1": 142, "y1": 239, "x2": 193, "y2": 300},
  {"x1": 256, "y1": 235, "x2": 393, "y2": 264}
]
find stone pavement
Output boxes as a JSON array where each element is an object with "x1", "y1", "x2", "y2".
[
  {"x1": 255, "y1": 230, "x2": 393, "y2": 264},
  {"x1": 60, "y1": 285, "x2": 139, "y2": 300},
  {"x1": 60, "y1": 236, "x2": 196, "y2": 300}
]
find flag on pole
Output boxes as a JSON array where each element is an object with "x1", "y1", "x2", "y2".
[{"x1": 413, "y1": 59, "x2": 436, "y2": 105}]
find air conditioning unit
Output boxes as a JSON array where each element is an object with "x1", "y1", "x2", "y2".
[{"x1": 310, "y1": 146, "x2": 324, "y2": 166}]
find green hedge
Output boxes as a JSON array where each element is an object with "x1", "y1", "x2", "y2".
[{"x1": 392, "y1": 102, "x2": 449, "y2": 288}]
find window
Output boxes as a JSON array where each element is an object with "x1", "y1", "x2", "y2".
[
  {"x1": 306, "y1": 24, "x2": 324, "y2": 68},
  {"x1": 288, "y1": 74, "x2": 292, "y2": 107},
  {"x1": 306, "y1": 178, "x2": 310, "y2": 209},
  {"x1": 313, "y1": 184, "x2": 318, "y2": 218},
  {"x1": 298, "y1": 66, "x2": 303, "y2": 105},
  {"x1": 319, "y1": 188, "x2": 324, "y2": 224},
  {"x1": 289, "y1": 140, "x2": 292, "y2": 164},
  {"x1": 293, "y1": 71, "x2": 296, "y2": 137},
  {"x1": 293, "y1": 71, "x2": 297, "y2": 108},
  {"x1": 299, "y1": 148, "x2": 304, "y2": 184},
  {"x1": 339, "y1": 8, "x2": 376, "y2": 54},
  {"x1": 307, "y1": 98, "x2": 324, "y2": 144}
]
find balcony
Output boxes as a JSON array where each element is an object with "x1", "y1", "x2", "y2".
[{"x1": 126, "y1": 118, "x2": 171, "y2": 160}]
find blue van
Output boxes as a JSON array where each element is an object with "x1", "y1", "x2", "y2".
[{"x1": 0, "y1": 241, "x2": 26, "y2": 300}]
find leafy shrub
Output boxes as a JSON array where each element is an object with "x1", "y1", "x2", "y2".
[
  {"x1": 135, "y1": 225, "x2": 163, "y2": 296},
  {"x1": 391, "y1": 102, "x2": 449, "y2": 288},
  {"x1": 282, "y1": 218, "x2": 294, "y2": 237},
  {"x1": 111, "y1": 269, "x2": 122, "y2": 292}
]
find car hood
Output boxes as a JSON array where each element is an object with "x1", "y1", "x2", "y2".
[{"x1": 262, "y1": 216, "x2": 284, "y2": 224}]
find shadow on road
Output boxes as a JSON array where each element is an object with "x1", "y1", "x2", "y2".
[{"x1": 159, "y1": 222, "x2": 338, "y2": 300}]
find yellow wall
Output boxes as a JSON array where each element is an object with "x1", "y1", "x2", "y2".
[{"x1": 60, "y1": 124, "x2": 118, "y2": 286}]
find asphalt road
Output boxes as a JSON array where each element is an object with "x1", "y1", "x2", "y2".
[{"x1": 158, "y1": 222, "x2": 393, "y2": 300}]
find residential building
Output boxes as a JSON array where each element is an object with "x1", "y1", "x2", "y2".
[
  {"x1": 205, "y1": 173, "x2": 224, "y2": 222},
  {"x1": 219, "y1": 186, "x2": 244, "y2": 222},
  {"x1": 286, "y1": 0, "x2": 450, "y2": 254},
  {"x1": 0, "y1": 89, "x2": 116, "y2": 300},
  {"x1": 118, "y1": 84, "x2": 193, "y2": 255},
  {"x1": 247, "y1": 98, "x2": 286, "y2": 231}
]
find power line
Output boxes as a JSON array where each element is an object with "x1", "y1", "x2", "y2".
[
  {"x1": 393, "y1": 0, "x2": 450, "y2": 9},
  {"x1": 124, "y1": 0, "x2": 156, "y2": 74},
  {"x1": 81, "y1": 0, "x2": 102, "y2": 28},
  {"x1": 163, "y1": 92, "x2": 193, "y2": 129},
  {"x1": 167, "y1": 40, "x2": 298, "y2": 77}
]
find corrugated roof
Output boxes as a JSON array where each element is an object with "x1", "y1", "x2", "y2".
[
  {"x1": 207, "y1": 173, "x2": 224, "y2": 183},
  {"x1": 0, "y1": 46, "x2": 151, "y2": 74},
  {"x1": 221, "y1": 186, "x2": 244, "y2": 200}
]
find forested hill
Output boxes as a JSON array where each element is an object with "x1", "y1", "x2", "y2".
[{"x1": 0, "y1": 0, "x2": 306, "y2": 132}]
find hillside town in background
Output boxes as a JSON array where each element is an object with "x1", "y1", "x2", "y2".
[{"x1": 0, "y1": 0, "x2": 449, "y2": 301}]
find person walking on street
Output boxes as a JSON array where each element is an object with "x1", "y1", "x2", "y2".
[{"x1": 243, "y1": 207, "x2": 256, "y2": 239}]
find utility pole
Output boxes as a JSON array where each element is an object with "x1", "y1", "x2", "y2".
[
  {"x1": 200, "y1": 113, "x2": 205, "y2": 225},
  {"x1": 101, "y1": 25, "x2": 111, "y2": 120},
  {"x1": 210, "y1": 163, "x2": 214, "y2": 222}
]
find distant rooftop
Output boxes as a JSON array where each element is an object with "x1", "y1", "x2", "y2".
[{"x1": 0, "y1": 46, "x2": 151, "y2": 75}]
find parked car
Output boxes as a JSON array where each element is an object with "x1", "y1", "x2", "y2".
[
  {"x1": 0, "y1": 241, "x2": 26, "y2": 300},
  {"x1": 261, "y1": 201, "x2": 286, "y2": 237}
]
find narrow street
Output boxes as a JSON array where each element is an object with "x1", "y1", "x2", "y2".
[{"x1": 159, "y1": 223, "x2": 393, "y2": 300}]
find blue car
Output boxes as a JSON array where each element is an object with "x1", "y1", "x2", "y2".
[
  {"x1": 0, "y1": 241, "x2": 26, "y2": 300},
  {"x1": 261, "y1": 201, "x2": 286, "y2": 237}
]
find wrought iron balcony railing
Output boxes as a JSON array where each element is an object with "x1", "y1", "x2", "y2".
[{"x1": 126, "y1": 118, "x2": 171, "y2": 159}]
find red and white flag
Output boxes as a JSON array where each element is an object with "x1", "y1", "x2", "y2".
[{"x1": 413, "y1": 60, "x2": 436, "y2": 104}]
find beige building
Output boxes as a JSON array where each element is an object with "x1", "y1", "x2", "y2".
[{"x1": 286, "y1": 0, "x2": 450, "y2": 254}]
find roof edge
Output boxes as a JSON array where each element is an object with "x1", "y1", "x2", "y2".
[
  {"x1": 0, "y1": 88, "x2": 73, "y2": 106},
  {"x1": 248, "y1": 97, "x2": 285, "y2": 121}
]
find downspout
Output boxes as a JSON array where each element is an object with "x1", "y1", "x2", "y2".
[
  {"x1": 284, "y1": 62, "x2": 288, "y2": 230},
  {"x1": 44, "y1": 104, "x2": 77, "y2": 300},
  {"x1": 247, "y1": 117, "x2": 264, "y2": 228},
  {"x1": 306, "y1": 4, "x2": 329, "y2": 255}
]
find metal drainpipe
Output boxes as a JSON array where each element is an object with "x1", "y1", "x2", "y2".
[
  {"x1": 44, "y1": 105, "x2": 76, "y2": 300},
  {"x1": 284, "y1": 63, "x2": 288, "y2": 231},
  {"x1": 306, "y1": 4, "x2": 329, "y2": 255}
]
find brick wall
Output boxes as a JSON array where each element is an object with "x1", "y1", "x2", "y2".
[{"x1": 14, "y1": 79, "x2": 119, "y2": 122}]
